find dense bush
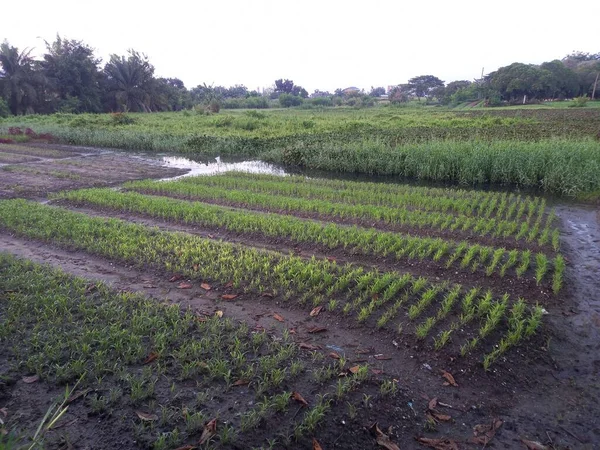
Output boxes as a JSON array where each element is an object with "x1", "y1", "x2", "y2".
[{"x1": 279, "y1": 94, "x2": 303, "y2": 108}]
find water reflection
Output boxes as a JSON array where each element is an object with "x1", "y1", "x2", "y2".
[{"x1": 159, "y1": 156, "x2": 288, "y2": 180}]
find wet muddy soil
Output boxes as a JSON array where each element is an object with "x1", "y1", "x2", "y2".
[{"x1": 0, "y1": 144, "x2": 188, "y2": 199}]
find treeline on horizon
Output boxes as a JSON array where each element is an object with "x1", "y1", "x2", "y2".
[{"x1": 0, "y1": 35, "x2": 599, "y2": 117}]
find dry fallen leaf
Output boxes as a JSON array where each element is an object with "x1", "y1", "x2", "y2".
[
  {"x1": 521, "y1": 439, "x2": 549, "y2": 450},
  {"x1": 326, "y1": 256, "x2": 336, "y2": 262},
  {"x1": 310, "y1": 305, "x2": 324, "y2": 317},
  {"x1": 313, "y1": 438, "x2": 323, "y2": 450},
  {"x1": 136, "y1": 411, "x2": 158, "y2": 421},
  {"x1": 329, "y1": 352, "x2": 341, "y2": 359},
  {"x1": 262, "y1": 292, "x2": 274, "y2": 298},
  {"x1": 470, "y1": 418, "x2": 503, "y2": 445},
  {"x1": 200, "y1": 283, "x2": 211, "y2": 290},
  {"x1": 349, "y1": 365, "x2": 361, "y2": 374},
  {"x1": 415, "y1": 437, "x2": 459, "y2": 450},
  {"x1": 173, "y1": 446, "x2": 197, "y2": 450},
  {"x1": 299, "y1": 342, "x2": 321, "y2": 350},
  {"x1": 143, "y1": 352, "x2": 159, "y2": 364},
  {"x1": 368, "y1": 423, "x2": 400, "y2": 450},
  {"x1": 232, "y1": 379, "x2": 249, "y2": 386},
  {"x1": 221, "y1": 294, "x2": 238, "y2": 300},
  {"x1": 430, "y1": 411, "x2": 452, "y2": 422},
  {"x1": 224, "y1": 281, "x2": 233, "y2": 288},
  {"x1": 371, "y1": 368, "x2": 384, "y2": 375},
  {"x1": 374, "y1": 354, "x2": 392, "y2": 360},
  {"x1": 215, "y1": 310, "x2": 223, "y2": 318},
  {"x1": 22, "y1": 375, "x2": 39, "y2": 384},
  {"x1": 85, "y1": 284, "x2": 97, "y2": 293},
  {"x1": 193, "y1": 264, "x2": 199, "y2": 272},
  {"x1": 441, "y1": 370, "x2": 458, "y2": 387},
  {"x1": 273, "y1": 313, "x2": 285, "y2": 322},
  {"x1": 67, "y1": 388, "x2": 92, "y2": 404},
  {"x1": 307, "y1": 326, "x2": 327, "y2": 334},
  {"x1": 177, "y1": 282, "x2": 192, "y2": 289},
  {"x1": 428, "y1": 397, "x2": 438, "y2": 410},
  {"x1": 199, "y1": 418, "x2": 217, "y2": 444},
  {"x1": 291, "y1": 392, "x2": 308, "y2": 407},
  {"x1": 169, "y1": 274, "x2": 183, "y2": 282}
]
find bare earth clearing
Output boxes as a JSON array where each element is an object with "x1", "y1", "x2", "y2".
[{"x1": 0, "y1": 144, "x2": 599, "y2": 449}]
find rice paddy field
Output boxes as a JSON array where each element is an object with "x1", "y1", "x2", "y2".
[{"x1": 1, "y1": 107, "x2": 600, "y2": 449}]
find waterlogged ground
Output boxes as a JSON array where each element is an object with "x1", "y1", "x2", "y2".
[{"x1": 0, "y1": 143, "x2": 599, "y2": 449}]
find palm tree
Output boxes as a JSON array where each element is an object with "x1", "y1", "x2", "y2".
[
  {"x1": 104, "y1": 50, "x2": 155, "y2": 112},
  {"x1": 0, "y1": 41, "x2": 42, "y2": 115}
]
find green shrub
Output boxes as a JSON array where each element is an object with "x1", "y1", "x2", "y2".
[
  {"x1": 279, "y1": 94, "x2": 303, "y2": 108},
  {"x1": 570, "y1": 96, "x2": 588, "y2": 108}
]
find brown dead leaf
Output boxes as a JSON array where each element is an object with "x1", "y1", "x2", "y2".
[
  {"x1": 215, "y1": 310, "x2": 223, "y2": 318},
  {"x1": 371, "y1": 369, "x2": 384, "y2": 375},
  {"x1": 224, "y1": 281, "x2": 233, "y2": 288},
  {"x1": 326, "y1": 256, "x2": 336, "y2": 262},
  {"x1": 313, "y1": 438, "x2": 323, "y2": 450},
  {"x1": 169, "y1": 274, "x2": 183, "y2": 282},
  {"x1": 349, "y1": 365, "x2": 361, "y2": 374},
  {"x1": 273, "y1": 313, "x2": 285, "y2": 322},
  {"x1": 521, "y1": 439, "x2": 549, "y2": 450},
  {"x1": 415, "y1": 437, "x2": 459, "y2": 450},
  {"x1": 307, "y1": 326, "x2": 327, "y2": 334},
  {"x1": 143, "y1": 352, "x2": 159, "y2": 364},
  {"x1": 310, "y1": 305, "x2": 324, "y2": 317},
  {"x1": 221, "y1": 294, "x2": 238, "y2": 300},
  {"x1": 136, "y1": 411, "x2": 158, "y2": 421},
  {"x1": 262, "y1": 292, "x2": 274, "y2": 298},
  {"x1": 22, "y1": 375, "x2": 39, "y2": 384},
  {"x1": 67, "y1": 388, "x2": 92, "y2": 404},
  {"x1": 441, "y1": 370, "x2": 458, "y2": 387},
  {"x1": 428, "y1": 397, "x2": 438, "y2": 410},
  {"x1": 85, "y1": 283, "x2": 97, "y2": 293},
  {"x1": 200, "y1": 283, "x2": 211, "y2": 290},
  {"x1": 374, "y1": 354, "x2": 392, "y2": 360},
  {"x1": 368, "y1": 423, "x2": 400, "y2": 450},
  {"x1": 193, "y1": 264, "x2": 199, "y2": 272},
  {"x1": 177, "y1": 282, "x2": 192, "y2": 289},
  {"x1": 199, "y1": 418, "x2": 217, "y2": 444},
  {"x1": 173, "y1": 446, "x2": 197, "y2": 450},
  {"x1": 299, "y1": 342, "x2": 321, "y2": 350},
  {"x1": 329, "y1": 352, "x2": 341, "y2": 359},
  {"x1": 470, "y1": 418, "x2": 503, "y2": 445},
  {"x1": 232, "y1": 379, "x2": 249, "y2": 386},
  {"x1": 430, "y1": 411, "x2": 452, "y2": 422},
  {"x1": 291, "y1": 391, "x2": 308, "y2": 407}
]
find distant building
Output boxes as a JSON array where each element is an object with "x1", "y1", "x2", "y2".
[{"x1": 342, "y1": 87, "x2": 361, "y2": 95}]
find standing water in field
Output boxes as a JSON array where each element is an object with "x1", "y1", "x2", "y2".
[{"x1": 158, "y1": 155, "x2": 287, "y2": 180}]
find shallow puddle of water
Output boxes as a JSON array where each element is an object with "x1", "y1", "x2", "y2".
[{"x1": 157, "y1": 155, "x2": 288, "y2": 180}]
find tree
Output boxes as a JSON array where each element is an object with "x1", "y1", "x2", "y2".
[
  {"x1": 539, "y1": 60, "x2": 579, "y2": 99},
  {"x1": 40, "y1": 35, "x2": 102, "y2": 113},
  {"x1": 407, "y1": 75, "x2": 444, "y2": 100},
  {"x1": 369, "y1": 86, "x2": 386, "y2": 97},
  {"x1": 274, "y1": 79, "x2": 308, "y2": 98},
  {"x1": 486, "y1": 63, "x2": 548, "y2": 101},
  {"x1": 103, "y1": 50, "x2": 156, "y2": 112},
  {"x1": 0, "y1": 41, "x2": 44, "y2": 115}
]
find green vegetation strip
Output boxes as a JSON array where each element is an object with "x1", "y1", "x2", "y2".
[
  {"x1": 0, "y1": 200, "x2": 544, "y2": 363},
  {"x1": 126, "y1": 178, "x2": 558, "y2": 247},
  {"x1": 264, "y1": 138, "x2": 600, "y2": 198},
  {"x1": 0, "y1": 253, "x2": 361, "y2": 448},
  {"x1": 56, "y1": 188, "x2": 562, "y2": 286},
  {"x1": 169, "y1": 171, "x2": 544, "y2": 221}
]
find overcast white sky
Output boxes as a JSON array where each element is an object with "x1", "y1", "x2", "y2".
[{"x1": 3, "y1": 0, "x2": 599, "y2": 93}]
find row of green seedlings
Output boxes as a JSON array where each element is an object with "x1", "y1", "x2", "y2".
[
  {"x1": 166, "y1": 172, "x2": 545, "y2": 222},
  {"x1": 202, "y1": 171, "x2": 544, "y2": 221},
  {"x1": 0, "y1": 200, "x2": 546, "y2": 366},
  {"x1": 125, "y1": 179, "x2": 558, "y2": 248},
  {"x1": 0, "y1": 253, "x2": 396, "y2": 449},
  {"x1": 54, "y1": 189, "x2": 564, "y2": 289}
]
